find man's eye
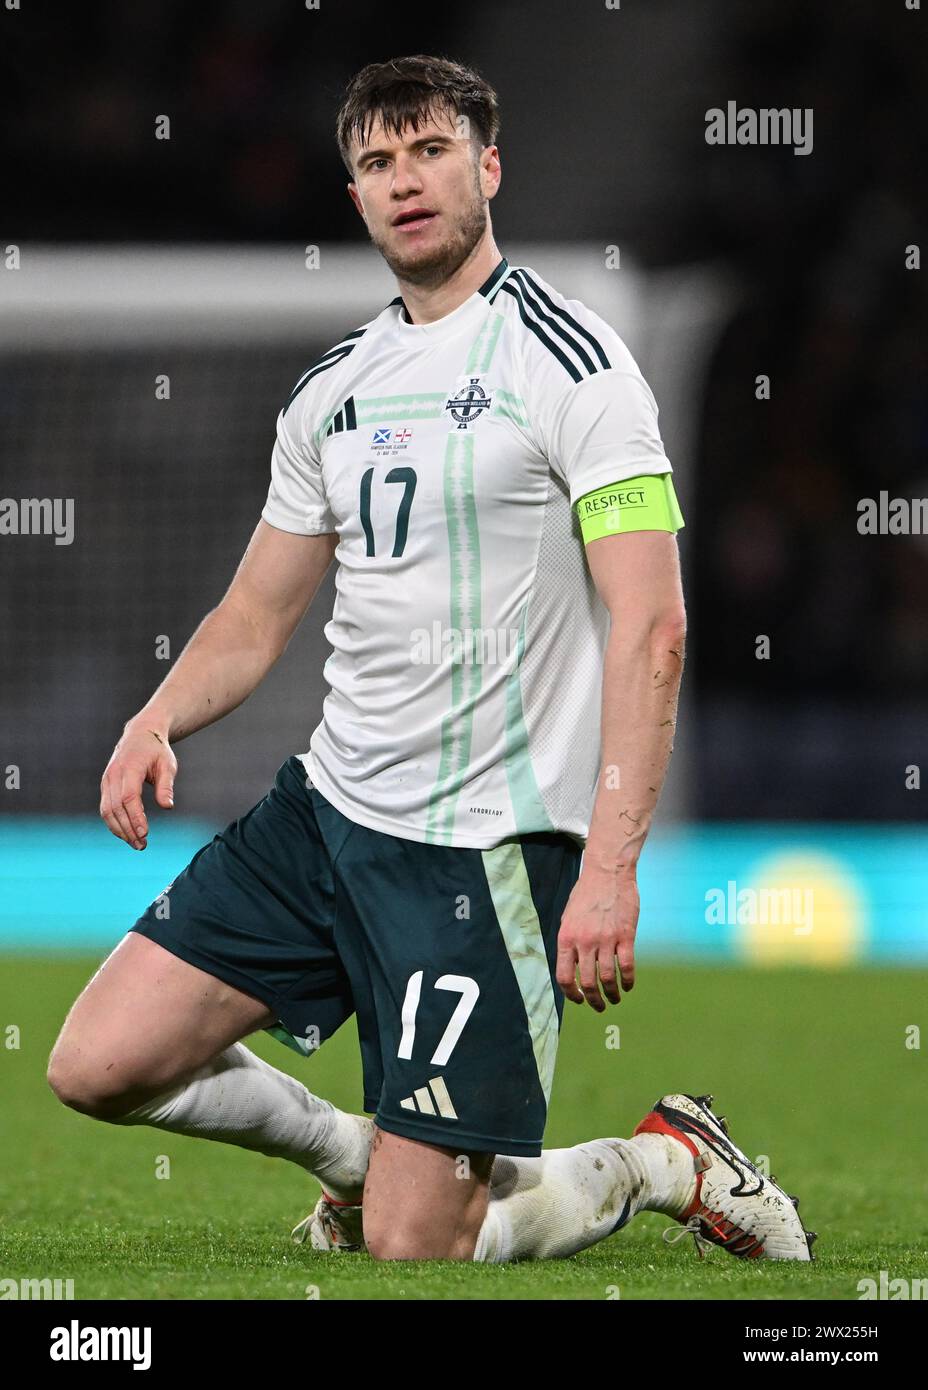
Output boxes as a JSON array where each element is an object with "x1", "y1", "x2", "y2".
[{"x1": 423, "y1": 145, "x2": 442, "y2": 156}]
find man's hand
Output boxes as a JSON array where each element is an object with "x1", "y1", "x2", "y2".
[
  {"x1": 555, "y1": 867, "x2": 638, "y2": 1010},
  {"x1": 100, "y1": 719, "x2": 177, "y2": 850}
]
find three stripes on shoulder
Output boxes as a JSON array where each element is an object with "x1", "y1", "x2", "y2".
[
  {"x1": 283, "y1": 265, "x2": 614, "y2": 418},
  {"x1": 499, "y1": 267, "x2": 613, "y2": 385}
]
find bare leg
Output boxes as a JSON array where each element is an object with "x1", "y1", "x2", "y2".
[
  {"x1": 357, "y1": 1124, "x2": 693, "y2": 1263},
  {"x1": 47, "y1": 933, "x2": 372, "y2": 1199},
  {"x1": 48, "y1": 935, "x2": 692, "y2": 1253},
  {"x1": 362, "y1": 1127, "x2": 494, "y2": 1260},
  {"x1": 47, "y1": 933, "x2": 276, "y2": 1114}
]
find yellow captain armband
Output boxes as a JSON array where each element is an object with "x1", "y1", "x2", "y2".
[{"x1": 575, "y1": 473, "x2": 685, "y2": 543}]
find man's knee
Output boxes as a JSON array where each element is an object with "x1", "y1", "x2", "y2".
[
  {"x1": 46, "y1": 1043, "x2": 152, "y2": 1121},
  {"x1": 363, "y1": 1136, "x2": 494, "y2": 1261},
  {"x1": 365, "y1": 1209, "x2": 482, "y2": 1261}
]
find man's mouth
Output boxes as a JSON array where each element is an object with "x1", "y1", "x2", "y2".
[{"x1": 392, "y1": 208, "x2": 438, "y2": 232}]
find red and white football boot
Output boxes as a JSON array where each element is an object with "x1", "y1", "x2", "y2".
[{"x1": 634, "y1": 1093, "x2": 816, "y2": 1260}]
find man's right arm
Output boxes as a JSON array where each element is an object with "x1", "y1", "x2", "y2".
[{"x1": 100, "y1": 520, "x2": 337, "y2": 850}]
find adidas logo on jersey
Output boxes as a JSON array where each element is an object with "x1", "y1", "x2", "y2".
[{"x1": 398, "y1": 1076, "x2": 458, "y2": 1119}]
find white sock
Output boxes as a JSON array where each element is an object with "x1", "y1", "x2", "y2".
[
  {"x1": 113, "y1": 1046, "x2": 694, "y2": 1257},
  {"x1": 474, "y1": 1133, "x2": 696, "y2": 1262},
  {"x1": 114, "y1": 1042, "x2": 372, "y2": 1204}
]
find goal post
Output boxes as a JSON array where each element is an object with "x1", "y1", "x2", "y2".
[{"x1": 0, "y1": 243, "x2": 730, "y2": 825}]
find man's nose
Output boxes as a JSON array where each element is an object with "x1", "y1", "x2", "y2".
[{"x1": 391, "y1": 155, "x2": 423, "y2": 196}]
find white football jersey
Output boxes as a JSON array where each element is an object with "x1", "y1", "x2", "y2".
[{"x1": 262, "y1": 256, "x2": 674, "y2": 847}]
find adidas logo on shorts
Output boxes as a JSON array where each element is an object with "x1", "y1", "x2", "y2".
[{"x1": 398, "y1": 1076, "x2": 457, "y2": 1119}]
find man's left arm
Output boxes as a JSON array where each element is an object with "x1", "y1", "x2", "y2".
[{"x1": 555, "y1": 529, "x2": 686, "y2": 1011}]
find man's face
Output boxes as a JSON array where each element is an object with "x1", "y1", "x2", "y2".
[{"x1": 347, "y1": 107, "x2": 499, "y2": 286}]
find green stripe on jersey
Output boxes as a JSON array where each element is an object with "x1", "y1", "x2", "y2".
[
  {"x1": 494, "y1": 389, "x2": 529, "y2": 428},
  {"x1": 316, "y1": 387, "x2": 528, "y2": 449},
  {"x1": 355, "y1": 392, "x2": 446, "y2": 418},
  {"x1": 425, "y1": 310, "x2": 508, "y2": 842},
  {"x1": 424, "y1": 429, "x2": 482, "y2": 844},
  {"x1": 472, "y1": 310, "x2": 505, "y2": 374},
  {"x1": 315, "y1": 393, "x2": 447, "y2": 449},
  {"x1": 482, "y1": 842, "x2": 559, "y2": 1104}
]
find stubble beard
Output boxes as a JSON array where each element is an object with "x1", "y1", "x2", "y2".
[{"x1": 370, "y1": 171, "x2": 489, "y2": 291}]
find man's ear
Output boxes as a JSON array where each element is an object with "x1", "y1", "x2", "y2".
[
  {"x1": 347, "y1": 182, "x2": 366, "y2": 222},
  {"x1": 480, "y1": 145, "x2": 501, "y2": 201}
]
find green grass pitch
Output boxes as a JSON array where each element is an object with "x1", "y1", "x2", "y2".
[{"x1": 1, "y1": 956, "x2": 925, "y2": 1300}]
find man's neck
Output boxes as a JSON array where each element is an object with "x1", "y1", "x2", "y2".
[{"x1": 396, "y1": 237, "x2": 503, "y2": 326}]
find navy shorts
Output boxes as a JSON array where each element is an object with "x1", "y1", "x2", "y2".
[{"x1": 130, "y1": 757, "x2": 582, "y2": 1155}]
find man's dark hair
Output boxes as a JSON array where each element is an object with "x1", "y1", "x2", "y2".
[{"x1": 336, "y1": 54, "x2": 500, "y2": 177}]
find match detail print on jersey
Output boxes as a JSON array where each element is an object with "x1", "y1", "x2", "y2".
[{"x1": 262, "y1": 255, "x2": 677, "y2": 848}]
